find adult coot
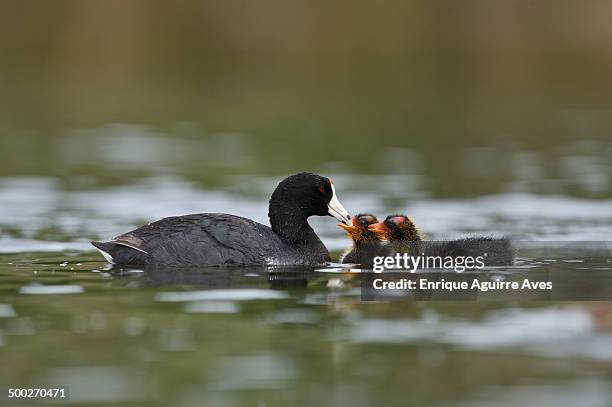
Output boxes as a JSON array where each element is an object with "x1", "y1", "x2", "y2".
[
  {"x1": 338, "y1": 214, "x2": 387, "y2": 267},
  {"x1": 91, "y1": 173, "x2": 351, "y2": 267}
]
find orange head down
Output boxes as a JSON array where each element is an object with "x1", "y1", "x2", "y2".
[
  {"x1": 338, "y1": 214, "x2": 381, "y2": 245},
  {"x1": 368, "y1": 214, "x2": 421, "y2": 241}
]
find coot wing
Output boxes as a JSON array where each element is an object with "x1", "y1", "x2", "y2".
[{"x1": 94, "y1": 213, "x2": 284, "y2": 267}]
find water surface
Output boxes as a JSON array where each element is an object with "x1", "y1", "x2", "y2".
[{"x1": 1, "y1": 174, "x2": 612, "y2": 406}]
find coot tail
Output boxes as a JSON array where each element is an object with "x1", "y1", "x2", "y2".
[{"x1": 91, "y1": 240, "x2": 149, "y2": 265}]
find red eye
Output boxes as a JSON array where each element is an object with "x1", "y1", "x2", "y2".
[{"x1": 319, "y1": 186, "x2": 325, "y2": 193}]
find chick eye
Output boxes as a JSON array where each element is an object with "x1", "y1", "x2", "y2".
[{"x1": 319, "y1": 186, "x2": 325, "y2": 193}]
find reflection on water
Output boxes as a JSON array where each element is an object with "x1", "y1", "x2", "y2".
[
  {"x1": 45, "y1": 366, "x2": 153, "y2": 403},
  {"x1": 208, "y1": 353, "x2": 297, "y2": 390},
  {"x1": 156, "y1": 289, "x2": 289, "y2": 302},
  {"x1": 0, "y1": 170, "x2": 611, "y2": 405},
  {"x1": 1, "y1": 248, "x2": 612, "y2": 406},
  {"x1": 183, "y1": 301, "x2": 240, "y2": 314},
  {"x1": 452, "y1": 378, "x2": 612, "y2": 407},
  {"x1": 345, "y1": 307, "x2": 610, "y2": 359},
  {"x1": 0, "y1": 304, "x2": 16, "y2": 318},
  {"x1": 18, "y1": 284, "x2": 84, "y2": 295}
]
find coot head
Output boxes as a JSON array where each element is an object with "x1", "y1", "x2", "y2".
[
  {"x1": 269, "y1": 172, "x2": 350, "y2": 223},
  {"x1": 368, "y1": 214, "x2": 421, "y2": 241},
  {"x1": 268, "y1": 173, "x2": 350, "y2": 245},
  {"x1": 338, "y1": 213, "x2": 380, "y2": 244}
]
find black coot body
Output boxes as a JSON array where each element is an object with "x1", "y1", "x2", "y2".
[
  {"x1": 341, "y1": 241, "x2": 390, "y2": 268},
  {"x1": 91, "y1": 173, "x2": 351, "y2": 267},
  {"x1": 422, "y1": 237, "x2": 515, "y2": 266},
  {"x1": 394, "y1": 237, "x2": 515, "y2": 267}
]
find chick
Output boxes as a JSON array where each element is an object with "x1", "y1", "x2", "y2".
[
  {"x1": 338, "y1": 214, "x2": 387, "y2": 266},
  {"x1": 369, "y1": 214, "x2": 514, "y2": 268}
]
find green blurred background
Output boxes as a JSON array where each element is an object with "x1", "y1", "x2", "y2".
[{"x1": 1, "y1": 0, "x2": 611, "y2": 197}]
